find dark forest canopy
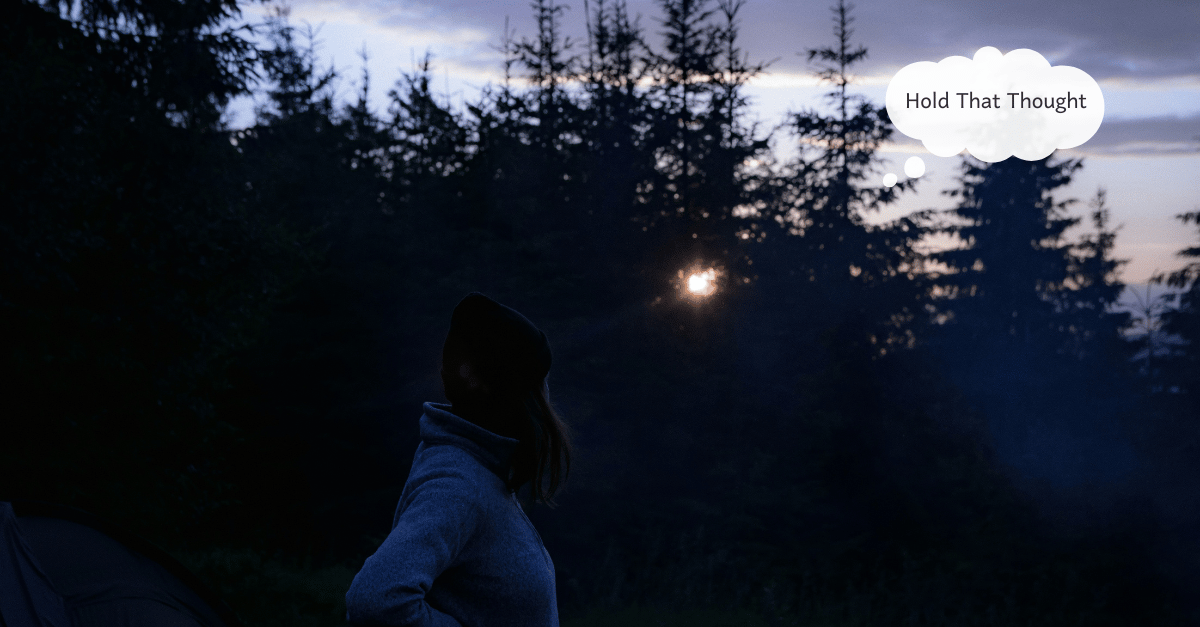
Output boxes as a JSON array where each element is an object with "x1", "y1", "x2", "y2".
[{"x1": 3, "y1": 0, "x2": 1199, "y2": 625}]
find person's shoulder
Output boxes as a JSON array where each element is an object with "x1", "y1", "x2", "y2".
[{"x1": 407, "y1": 443, "x2": 492, "y2": 499}]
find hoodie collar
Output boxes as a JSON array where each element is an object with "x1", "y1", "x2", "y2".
[{"x1": 420, "y1": 402, "x2": 519, "y2": 478}]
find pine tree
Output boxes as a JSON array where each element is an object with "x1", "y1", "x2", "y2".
[
  {"x1": 0, "y1": 0, "x2": 283, "y2": 535},
  {"x1": 1155, "y1": 211, "x2": 1200, "y2": 400},
  {"x1": 933, "y1": 155, "x2": 1082, "y2": 352},
  {"x1": 512, "y1": 0, "x2": 587, "y2": 236},
  {"x1": 927, "y1": 155, "x2": 1129, "y2": 497},
  {"x1": 241, "y1": 11, "x2": 346, "y2": 241},
  {"x1": 1060, "y1": 188, "x2": 1132, "y2": 363},
  {"x1": 386, "y1": 54, "x2": 472, "y2": 230},
  {"x1": 639, "y1": 0, "x2": 771, "y2": 302},
  {"x1": 639, "y1": 0, "x2": 721, "y2": 278},
  {"x1": 771, "y1": 0, "x2": 927, "y2": 353},
  {"x1": 576, "y1": 0, "x2": 656, "y2": 301},
  {"x1": 703, "y1": 0, "x2": 773, "y2": 279}
]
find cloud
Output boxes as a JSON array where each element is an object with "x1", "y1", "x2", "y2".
[
  {"x1": 1072, "y1": 115, "x2": 1200, "y2": 156},
  {"x1": 875, "y1": 116, "x2": 1200, "y2": 158},
  {"x1": 748, "y1": 0, "x2": 1200, "y2": 82},
  {"x1": 266, "y1": 0, "x2": 1200, "y2": 82},
  {"x1": 278, "y1": 0, "x2": 1199, "y2": 92},
  {"x1": 244, "y1": 0, "x2": 507, "y2": 76}
]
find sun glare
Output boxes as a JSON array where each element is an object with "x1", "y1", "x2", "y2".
[{"x1": 686, "y1": 269, "x2": 717, "y2": 296}]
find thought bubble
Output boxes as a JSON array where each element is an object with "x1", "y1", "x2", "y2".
[
  {"x1": 885, "y1": 47, "x2": 1104, "y2": 162},
  {"x1": 904, "y1": 156, "x2": 926, "y2": 178}
]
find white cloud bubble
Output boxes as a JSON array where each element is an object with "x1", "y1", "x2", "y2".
[
  {"x1": 885, "y1": 47, "x2": 1105, "y2": 162},
  {"x1": 904, "y1": 156, "x2": 926, "y2": 178}
]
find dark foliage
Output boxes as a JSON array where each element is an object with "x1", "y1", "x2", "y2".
[{"x1": 1, "y1": 0, "x2": 294, "y2": 537}]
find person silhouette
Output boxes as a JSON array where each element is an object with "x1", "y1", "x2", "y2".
[{"x1": 346, "y1": 292, "x2": 572, "y2": 626}]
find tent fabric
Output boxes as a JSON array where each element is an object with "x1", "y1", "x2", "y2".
[
  {"x1": 0, "y1": 502, "x2": 241, "y2": 627},
  {"x1": 0, "y1": 502, "x2": 71, "y2": 627}
]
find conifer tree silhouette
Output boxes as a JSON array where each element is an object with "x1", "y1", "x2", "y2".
[
  {"x1": 933, "y1": 155, "x2": 1082, "y2": 352},
  {"x1": 1154, "y1": 210, "x2": 1200, "y2": 400},
  {"x1": 772, "y1": 0, "x2": 927, "y2": 353}
]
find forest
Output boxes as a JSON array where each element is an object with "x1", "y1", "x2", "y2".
[{"x1": 3, "y1": 0, "x2": 1200, "y2": 624}]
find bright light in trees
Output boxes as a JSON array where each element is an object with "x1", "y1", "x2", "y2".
[{"x1": 686, "y1": 269, "x2": 717, "y2": 296}]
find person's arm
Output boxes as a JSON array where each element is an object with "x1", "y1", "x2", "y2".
[{"x1": 345, "y1": 466, "x2": 482, "y2": 626}]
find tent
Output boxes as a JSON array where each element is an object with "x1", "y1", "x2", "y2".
[{"x1": 0, "y1": 501, "x2": 243, "y2": 627}]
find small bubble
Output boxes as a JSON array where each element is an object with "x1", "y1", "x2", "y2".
[
  {"x1": 882, "y1": 173, "x2": 898, "y2": 188},
  {"x1": 904, "y1": 156, "x2": 926, "y2": 178}
]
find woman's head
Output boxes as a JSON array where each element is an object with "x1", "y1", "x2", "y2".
[{"x1": 441, "y1": 293, "x2": 572, "y2": 506}]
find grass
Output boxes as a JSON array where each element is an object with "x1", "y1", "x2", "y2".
[{"x1": 173, "y1": 545, "x2": 356, "y2": 627}]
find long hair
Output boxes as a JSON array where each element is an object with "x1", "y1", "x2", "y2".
[{"x1": 441, "y1": 362, "x2": 573, "y2": 508}]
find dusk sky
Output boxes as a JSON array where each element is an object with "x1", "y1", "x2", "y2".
[{"x1": 227, "y1": 0, "x2": 1200, "y2": 287}]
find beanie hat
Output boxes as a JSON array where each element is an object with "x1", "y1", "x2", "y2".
[{"x1": 442, "y1": 293, "x2": 552, "y2": 391}]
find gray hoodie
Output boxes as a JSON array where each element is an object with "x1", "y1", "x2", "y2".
[{"x1": 345, "y1": 402, "x2": 558, "y2": 627}]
